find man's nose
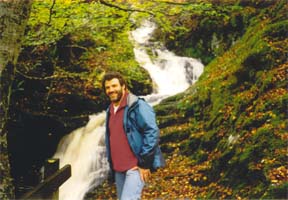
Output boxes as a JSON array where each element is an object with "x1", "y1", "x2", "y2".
[{"x1": 107, "y1": 88, "x2": 114, "y2": 94}]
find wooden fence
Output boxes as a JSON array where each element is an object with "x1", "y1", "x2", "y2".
[{"x1": 20, "y1": 159, "x2": 71, "y2": 200}]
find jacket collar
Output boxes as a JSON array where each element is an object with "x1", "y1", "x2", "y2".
[
  {"x1": 107, "y1": 92, "x2": 138, "y2": 113},
  {"x1": 127, "y1": 93, "x2": 139, "y2": 108}
]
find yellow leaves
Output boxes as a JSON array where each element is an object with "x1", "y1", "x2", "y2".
[
  {"x1": 251, "y1": 128, "x2": 257, "y2": 135},
  {"x1": 249, "y1": 162, "x2": 264, "y2": 171},
  {"x1": 235, "y1": 194, "x2": 246, "y2": 200},
  {"x1": 55, "y1": 0, "x2": 81, "y2": 5},
  {"x1": 204, "y1": 182, "x2": 234, "y2": 199},
  {"x1": 246, "y1": 105, "x2": 253, "y2": 112},
  {"x1": 141, "y1": 148, "x2": 209, "y2": 199},
  {"x1": 279, "y1": 122, "x2": 286, "y2": 129},
  {"x1": 169, "y1": 35, "x2": 175, "y2": 40},
  {"x1": 193, "y1": 176, "x2": 199, "y2": 182},
  {"x1": 261, "y1": 88, "x2": 286, "y2": 102},
  {"x1": 274, "y1": 148, "x2": 287, "y2": 157},
  {"x1": 191, "y1": 131, "x2": 205, "y2": 138},
  {"x1": 222, "y1": 105, "x2": 237, "y2": 121},
  {"x1": 262, "y1": 123, "x2": 273, "y2": 129},
  {"x1": 94, "y1": 148, "x2": 235, "y2": 199},
  {"x1": 268, "y1": 166, "x2": 288, "y2": 185}
]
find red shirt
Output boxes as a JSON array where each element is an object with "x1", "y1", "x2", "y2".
[{"x1": 109, "y1": 92, "x2": 138, "y2": 172}]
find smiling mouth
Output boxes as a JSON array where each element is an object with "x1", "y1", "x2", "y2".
[
  {"x1": 109, "y1": 92, "x2": 117, "y2": 96},
  {"x1": 108, "y1": 93, "x2": 119, "y2": 100}
]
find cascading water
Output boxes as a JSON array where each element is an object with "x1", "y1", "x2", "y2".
[
  {"x1": 53, "y1": 20, "x2": 204, "y2": 200},
  {"x1": 131, "y1": 20, "x2": 204, "y2": 104},
  {"x1": 53, "y1": 113, "x2": 109, "y2": 200}
]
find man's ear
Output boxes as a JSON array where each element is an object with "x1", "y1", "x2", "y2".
[{"x1": 123, "y1": 85, "x2": 127, "y2": 91}]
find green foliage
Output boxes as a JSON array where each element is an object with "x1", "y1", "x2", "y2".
[
  {"x1": 12, "y1": 0, "x2": 156, "y2": 138},
  {"x1": 262, "y1": 182, "x2": 288, "y2": 199},
  {"x1": 24, "y1": 0, "x2": 131, "y2": 46},
  {"x1": 21, "y1": 0, "x2": 155, "y2": 96},
  {"x1": 152, "y1": 2, "x2": 249, "y2": 64},
  {"x1": 180, "y1": 138, "x2": 201, "y2": 157}
]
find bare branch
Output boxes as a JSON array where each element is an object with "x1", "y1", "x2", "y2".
[
  {"x1": 98, "y1": 0, "x2": 155, "y2": 16},
  {"x1": 64, "y1": 45, "x2": 89, "y2": 51},
  {"x1": 15, "y1": 69, "x2": 56, "y2": 80},
  {"x1": 47, "y1": 0, "x2": 56, "y2": 25},
  {"x1": 15, "y1": 68, "x2": 85, "y2": 81},
  {"x1": 148, "y1": 0, "x2": 195, "y2": 5}
]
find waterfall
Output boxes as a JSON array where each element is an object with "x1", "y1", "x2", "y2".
[
  {"x1": 53, "y1": 20, "x2": 204, "y2": 200},
  {"x1": 53, "y1": 112, "x2": 109, "y2": 200},
  {"x1": 131, "y1": 20, "x2": 204, "y2": 104}
]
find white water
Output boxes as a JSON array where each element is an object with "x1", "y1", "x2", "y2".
[
  {"x1": 131, "y1": 20, "x2": 204, "y2": 104},
  {"x1": 53, "y1": 20, "x2": 204, "y2": 200},
  {"x1": 53, "y1": 113, "x2": 109, "y2": 200}
]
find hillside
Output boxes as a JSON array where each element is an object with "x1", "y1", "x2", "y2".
[{"x1": 89, "y1": 1, "x2": 287, "y2": 199}]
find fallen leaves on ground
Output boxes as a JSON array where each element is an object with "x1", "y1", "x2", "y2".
[{"x1": 92, "y1": 147, "x2": 238, "y2": 199}]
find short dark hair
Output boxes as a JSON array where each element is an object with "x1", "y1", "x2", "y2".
[{"x1": 101, "y1": 71, "x2": 127, "y2": 91}]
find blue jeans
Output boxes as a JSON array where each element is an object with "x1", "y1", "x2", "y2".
[{"x1": 115, "y1": 169, "x2": 145, "y2": 200}]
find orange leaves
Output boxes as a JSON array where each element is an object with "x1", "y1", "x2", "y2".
[
  {"x1": 142, "y1": 148, "x2": 200, "y2": 198},
  {"x1": 274, "y1": 148, "x2": 288, "y2": 157},
  {"x1": 190, "y1": 131, "x2": 205, "y2": 138},
  {"x1": 236, "y1": 88, "x2": 258, "y2": 105},
  {"x1": 93, "y1": 180, "x2": 117, "y2": 200},
  {"x1": 142, "y1": 148, "x2": 223, "y2": 199},
  {"x1": 261, "y1": 88, "x2": 286, "y2": 102},
  {"x1": 204, "y1": 182, "x2": 234, "y2": 200},
  {"x1": 268, "y1": 166, "x2": 288, "y2": 185},
  {"x1": 272, "y1": 64, "x2": 287, "y2": 82},
  {"x1": 222, "y1": 105, "x2": 233, "y2": 121},
  {"x1": 92, "y1": 147, "x2": 244, "y2": 199},
  {"x1": 207, "y1": 149, "x2": 222, "y2": 160}
]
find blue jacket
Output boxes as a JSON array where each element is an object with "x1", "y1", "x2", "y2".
[{"x1": 105, "y1": 93, "x2": 165, "y2": 171}]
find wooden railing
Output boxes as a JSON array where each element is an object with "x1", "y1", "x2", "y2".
[{"x1": 20, "y1": 159, "x2": 71, "y2": 200}]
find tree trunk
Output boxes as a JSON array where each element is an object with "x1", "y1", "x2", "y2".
[{"x1": 0, "y1": 0, "x2": 32, "y2": 199}]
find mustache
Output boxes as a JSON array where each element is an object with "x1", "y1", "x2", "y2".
[{"x1": 107, "y1": 91, "x2": 118, "y2": 95}]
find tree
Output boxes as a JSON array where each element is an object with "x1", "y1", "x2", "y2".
[{"x1": 0, "y1": 0, "x2": 32, "y2": 199}]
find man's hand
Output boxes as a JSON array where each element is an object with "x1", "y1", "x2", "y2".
[
  {"x1": 131, "y1": 166, "x2": 151, "y2": 182},
  {"x1": 139, "y1": 167, "x2": 151, "y2": 182}
]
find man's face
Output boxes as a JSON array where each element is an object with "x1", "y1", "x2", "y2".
[{"x1": 104, "y1": 78, "x2": 125, "y2": 105}]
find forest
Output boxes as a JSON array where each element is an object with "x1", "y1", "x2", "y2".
[{"x1": 0, "y1": 0, "x2": 287, "y2": 199}]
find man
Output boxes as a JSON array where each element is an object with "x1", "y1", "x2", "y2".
[{"x1": 102, "y1": 71, "x2": 165, "y2": 200}]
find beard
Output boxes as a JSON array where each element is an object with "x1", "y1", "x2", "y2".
[{"x1": 107, "y1": 88, "x2": 123, "y2": 104}]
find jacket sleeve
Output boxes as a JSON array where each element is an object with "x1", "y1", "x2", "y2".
[{"x1": 135, "y1": 100, "x2": 159, "y2": 169}]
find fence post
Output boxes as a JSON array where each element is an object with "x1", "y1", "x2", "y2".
[
  {"x1": 44, "y1": 158, "x2": 59, "y2": 200},
  {"x1": 20, "y1": 162, "x2": 71, "y2": 200}
]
